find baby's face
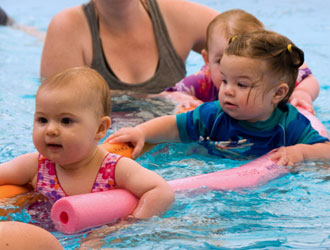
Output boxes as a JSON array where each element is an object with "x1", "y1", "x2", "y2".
[
  {"x1": 33, "y1": 88, "x2": 101, "y2": 167},
  {"x1": 218, "y1": 54, "x2": 278, "y2": 122},
  {"x1": 206, "y1": 35, "x2": 228, "y2": 89}
]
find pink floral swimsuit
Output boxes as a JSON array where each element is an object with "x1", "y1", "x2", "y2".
[{"x1": 36, "y1": 153, "x2": 122, "y2": 203}]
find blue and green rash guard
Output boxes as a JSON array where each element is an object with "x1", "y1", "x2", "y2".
[{"x1": 176, "y1": 101, "x2": 328, "y2": 159}]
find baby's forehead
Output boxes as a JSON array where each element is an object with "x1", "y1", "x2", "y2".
[
  {"x1": 221, "y1": 54, "x2": 268, "y2": 74},
  {"x1": 208, "y1": 37, "x2": 228, "y2": 57},
  {"x1": 209, "y1": 33, "x2": 227, "y2": 45},
  {"x1": 35, "y1": 88, "x2": 101, "y2": 116},
  {"x1": 39, "y1": 78, "x2": 95, "y2": 95},
  {"x1": 37, "y1": 84, "x2": 95, "y2": 106}
]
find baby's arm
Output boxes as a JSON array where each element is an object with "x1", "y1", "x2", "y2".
[
  {"x1": 0, "y1": 152, "x2": 39, "y2": 186},
  {"x1": 269, "y1": 142, "x2": 330, "y2": 167},
  {"x1": 165, "y1": 66, "x2": 216, "y2": 103},
  {"x1": 115, "y1": 157, "x2": 174, "y2": 219},
  {"x1": 156, "y1": 91, "x2": 203, "y2": 111},
  {"x1": 290, "y1": 64, "x2": 320, "y2": 114},
  {"x1": 107, "y1": 115, "x2": 180, "y2": 158}
]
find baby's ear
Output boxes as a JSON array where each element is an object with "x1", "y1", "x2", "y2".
[
  {"x1": 202, "y1": 49, "x2": 209, "y2": 65},
  {"x1": 95, "y1": 116, "x2": 111, "y2": 140},
  {"x1": 272, "y1": 83, "x2": 289, "y2": 104}
]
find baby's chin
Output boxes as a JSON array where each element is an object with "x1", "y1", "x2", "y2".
[{"x1": 222, "y1": 109, "x2": 255, "y2": 121}]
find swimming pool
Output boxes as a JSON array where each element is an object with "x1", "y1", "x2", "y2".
[{"x1": 1, "y1": 0, "x2": 330, "y2": 249}]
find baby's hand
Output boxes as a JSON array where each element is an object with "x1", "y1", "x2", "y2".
[
  {"x1": 177, "y1": 93, "x2": 203, "y2": 109},
  {"x1": 163, "y1": 91, "x2": 203, "y2": 110},
  {"x1": 106, "y1": 127, "x2": 146, "y2": 158},
  {"x1": 289, "y1": 90, "x2": 314, "y2": 115},
  {"x1": 269, "y1": 146, "x2": 304, "y2": 167}
]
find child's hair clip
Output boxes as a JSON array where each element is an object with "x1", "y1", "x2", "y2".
[{"x1": 229, "y1": 35, "x2": 238, "y2": 44}]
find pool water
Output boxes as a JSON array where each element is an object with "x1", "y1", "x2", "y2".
[{"x1": 1, "y1": 0, "x2": 330, "y2": 249}]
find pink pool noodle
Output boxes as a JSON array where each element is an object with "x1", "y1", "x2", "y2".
[
  {"x1": 51, "y1": 108, "x2": 328, "y2": 234},
  {"x1": 168, "y1": 154, "x2": 287, "y2": 191},
  {"x1": 51, "y1": 189, "x2": 138, "y2": 234}
]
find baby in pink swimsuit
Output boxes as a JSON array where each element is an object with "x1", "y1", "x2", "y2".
[
  {"x1": 0, "y1": 67, "x2": 174, "y2": 220},
  {"x1": 36, "y1": 153, "x2": 120, "y2": 202}
]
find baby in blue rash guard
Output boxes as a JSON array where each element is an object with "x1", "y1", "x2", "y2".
[
  {"x1": 176, "y1": 100, "x2": 322, "y2": 159},
  {"x1": 165, "y1": 9, "x2": 318, "y2": 114},
  {"x1": 107, "y1": 30, "x2": 330, "y2": 167}
]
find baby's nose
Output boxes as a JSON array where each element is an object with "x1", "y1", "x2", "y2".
[
  {"x1": 46, "y1": 122, "x2": 59, "y2": 136},
  {"x1": 224, "y1": 84, "x2": 235, "y2": 96}
]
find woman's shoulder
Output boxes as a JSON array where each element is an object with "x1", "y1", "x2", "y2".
[
  {"x1": 48, "y1": 5, "x2": 87, "y2": 32},
  {"x1": 44, "y1": 5, "x2": 90, "y2": 51}
]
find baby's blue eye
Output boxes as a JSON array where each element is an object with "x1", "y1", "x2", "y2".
[{"x1": 61, "y1": 117, "x2": 73, "y2": 125}]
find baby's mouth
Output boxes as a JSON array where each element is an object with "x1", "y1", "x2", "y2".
[
  {"x1": 224, "y1": 101, "x2": 237, "y2": 109},
  {"x1": 47, "y1": 143, "x2": 63, "y2": 149}
]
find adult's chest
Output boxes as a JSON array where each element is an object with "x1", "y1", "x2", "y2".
[{"x1": 100, "y1": 28, "x2": 159, "y2": 84}]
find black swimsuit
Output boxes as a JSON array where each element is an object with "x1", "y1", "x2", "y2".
[{"x1": 82, "y1": 0, "x2": 186, "y2": 93}]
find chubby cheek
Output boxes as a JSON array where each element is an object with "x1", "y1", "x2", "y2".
[
  {"x1": 32, "y1": 127, "x2": 43, "y2": 152},
  {"x1": 241, "y1": 93, "x2": 266, "y2": 114},
  {"x1": 62, "y1": 132, "x2": 81, "y2": 149},
  {"x1": 65, "y1": 133, "x2": 96, "y2": 155},
  {"x1": 210, "y1": 67, "x2": 222, "y2": 89},
  {"x1": 217, "y1": 87, "x2": 225, "y2": 102}
]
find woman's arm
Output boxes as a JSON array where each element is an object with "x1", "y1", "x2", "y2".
[
  {"x1": 159, "y1": 0, "x2": 218, "y2": 58},
  {"x1": 40, "y1": 7, "x2": 89, "y2": 79}
]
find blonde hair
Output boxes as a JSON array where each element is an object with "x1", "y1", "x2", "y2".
[
  {"x1": 226, "y1": 30, "x2": 304, "y2": 105},
  {"x1": 38, "y1": 67, "x2": 111, "y2": 117},
  {"x1": 205, "y1": 9, "x2": 264, "y2": 51}
]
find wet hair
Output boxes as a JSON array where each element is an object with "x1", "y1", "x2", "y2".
[
  {"x1": 38, "y1": 67, "x2": 111, "y2": 117},
  {"x1": 225, "y1": 30, "x2": 304, "y2": 105},
  {"x1": 205, "y1": 9, "x2": 264, "y2": 51}
]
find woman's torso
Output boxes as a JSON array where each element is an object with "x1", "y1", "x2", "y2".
[{"x1": 82, "y1": 0, "x2": 186, "y2": 93}]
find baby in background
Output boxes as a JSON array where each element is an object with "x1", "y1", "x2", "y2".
[
  {"x1": 166, "y1": 9, "x2": 319, "y2": 114},
  {"x1": 108, "y1": 30, "x2": 329, "y2": 166},
  {"x1": 0, "y1": 67, "x2": 174, "y2": 220}
]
